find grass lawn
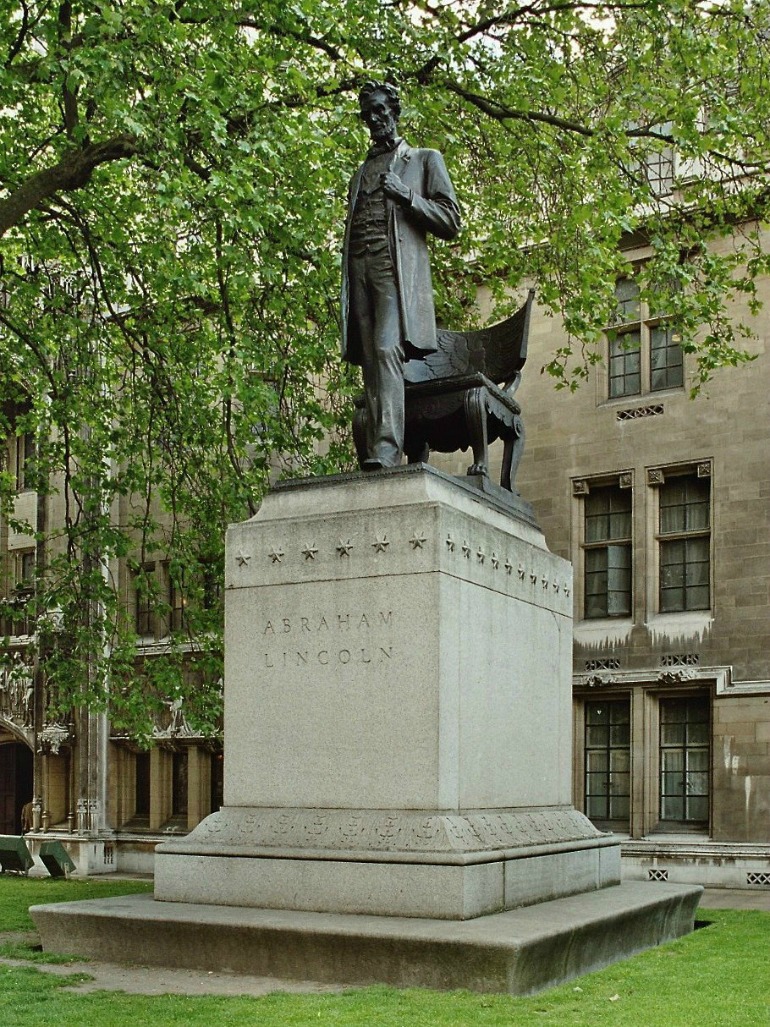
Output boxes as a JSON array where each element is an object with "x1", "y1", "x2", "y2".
[{"x1": 0, "y1": 876, "x2": 767, "y2": 1026}]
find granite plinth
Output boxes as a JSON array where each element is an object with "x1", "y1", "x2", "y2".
[
  {"x1": 155, "y1": 467, "x2": 619, "y2": 918},
  {"x1": 30, "y1": 882, "x2": 703, "y2": 996}
]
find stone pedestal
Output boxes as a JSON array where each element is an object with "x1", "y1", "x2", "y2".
[
  {"x1": 155, "y1": 465, "x2": 618, "y2": 918},
  {"x1": 33, "y1": 466, "x2": 702, "y2": 993}
]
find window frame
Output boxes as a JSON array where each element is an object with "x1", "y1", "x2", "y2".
[
  {"x1": 657, "y1": 694, "x2": 710, "y2": 830},
  {"x1": 574, "y1": 685, "x2": 712, "y2": 840},
  {"x1": 655, "y1": 471, "x2": 711, "y2": 614},
  {"x1": 583, "y1": 697, "x2": 632, "y2": 831},
  {"x1": 166, "y1": 564, "x2": 186, "y2": 635},
  {"x1": 14, "y1": 432, "x2": 36, "y2": 493},
  {"x1": 580, "y1": 480, "x2": 634, "y2": 621},
  {"x1": 134, "y1": 563, "x2": 157, "y2": 639},
  {"x1": 607, "y1": 277, "x2": 684, "y2": 400}
]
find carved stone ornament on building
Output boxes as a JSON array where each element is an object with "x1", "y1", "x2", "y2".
[
  {"x1": 572, "y1": 479, "x2": 590, "y2": 496},
  {"x1": 38, "y1": 722, "x2": 74, "y2": 755},
  {"x1": 657, "y1": 668, "x2": 698, "y2": 685},
  {"x1": 0, "y1": 654, "x2": 34, "y2": 729},
  {"x1": 153, "y1": 697, "x2": 197, "y2": 740},
  {"x1": 575, "y1": 673, "x2": 616, "y2": 689},
  {"x1": 647, "y1": 467, "x2": 665, "y2": 486}
]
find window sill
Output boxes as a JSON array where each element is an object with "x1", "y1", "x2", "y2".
[
  {"x1": 600, "y1": 387, "x2": 683, "y2": 409},
  {"x1": 646, "y1": 825, "x2": 710, "y2": 838}
]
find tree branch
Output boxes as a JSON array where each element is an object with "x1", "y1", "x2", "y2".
[
  {"x1": 58, "y1": 1, "x2": 79, "y2": 138},
  {"x1": 0, "y1": 136, "x2": 137, "y2": 237},
  {"x1": 442, "y1": 79, "x2": 596, "y2": 136}
]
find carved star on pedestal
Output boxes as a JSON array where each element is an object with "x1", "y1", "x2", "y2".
[
  {"x1": 235, "y1": 551, "x2": 251, "y2": 567},
  {"x1": 371, "y1": 535, "x2": 390, "y2": 553},
  {"x1": 301, "y1": 543, "x2": 319, "y2": 561},
  {"x1": 504, "y1": 559, "x2": 514, "y2": 575},
  {"x1": 336, "y1": 539, "x2": 354, "y2": 557},
  {"x1": 530, "y1": 571, "x2": 538, "y2": 585},
  {"x1": 268, "y1": 548, "x2": 284, "y2": 564},
  {"x1": 491, "y1": 553, "x2": 499, "y2": 569},
  {"x1": 409, "y1": 532, "x2": 428, "y2": 550},
  {"x1": 476, "y1": 547, "x2": 485, "y2": 564},
  {"x1": 461, "y1": 540, "x2": 471, "y2": 559},
  {"x1": 517, "y1": 563, "x2": 526, "y2": 580},
  {"x1": 445, "y1": 534, "x2": 456, "y2": 552}
]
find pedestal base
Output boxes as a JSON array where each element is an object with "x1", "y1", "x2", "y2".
[
  {"x1": 156, "y1": 806, "x2": 620, "y2": 919},
  {"x1": 30, "y1": 882, "x2": 703, "y2": 996}
]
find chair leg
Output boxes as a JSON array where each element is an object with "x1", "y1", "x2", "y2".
[
  {"x1": 464, "y1": 387, "x2": 489, "y2": 476},
  {"x1": 501, "y1": 415, "x2": 525, "y2": 493}
]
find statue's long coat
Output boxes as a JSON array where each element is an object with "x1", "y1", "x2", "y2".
[{"x1": 341, "y1": 140, "x2": 461, "y2": 366}]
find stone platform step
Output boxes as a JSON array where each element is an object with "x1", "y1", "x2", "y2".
[{"x1": 31, "y1": 881, "x2": 702, "y2": 996}]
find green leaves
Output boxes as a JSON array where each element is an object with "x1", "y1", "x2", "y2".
[{"x1": 1, "y1": 1, "x2": 768, "y2": 729}]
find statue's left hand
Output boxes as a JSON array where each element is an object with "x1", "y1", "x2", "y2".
[{"x1": 381, "y1": 172, "x2": 411, "y2": 204}]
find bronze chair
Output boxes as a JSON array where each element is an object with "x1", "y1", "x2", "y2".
[{"x1": 353, "y1": 290, "x2": 533, "y2": 493}]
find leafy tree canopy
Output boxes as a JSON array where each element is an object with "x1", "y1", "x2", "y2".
[{"x1": 0, "y1": 1, "x2": 768, "y2": 731}]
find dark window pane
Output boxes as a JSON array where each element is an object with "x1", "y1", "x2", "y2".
[
  {"x1": 609, "y1": 331, "x2": 642, "y2": 397},
  {"x1": 687, "y1": 749, "x2": 709, "y2": 774},
  {"x1": 585, "y1": 513, "x2": 609, "y2": 544},
  {"x1": 650, "y1": 325, "x2": 684, "y2": 391},
  {"x1": 659, "y1": 697, "x2": 709, "y2": 825},
  {"x1": 584, "y1": 700, "x2": 631, "y2": 828},
  {"x1": 586, "y1": 750, "x2": 609, "y2": 773},
  {"x1": 613, "y1": 279, "x2": 641, "y2": 323},
  {"x1": 610, "y1": 724, "x2": 630, "y2": 748},
  {"x1": 661, "y1": 749, "x2": 684, "y2": 776},
  {"x1": 610, "y1": 749, "x2": 630, "y2": 773},
  {"x1": 586, "y1": 487, "x2": 632, "y2": 541},
  {"x1": 661, "y1": 722, "x2": 685, "y2": 746},
  {"x1": 584, "y1": 487, "x2": 632, "y2": 619},
  {"x1": 586, "y1": 796, "x2": 607, "y2": 819},
  {"x1": 688, "y1": 720, "x2": 709, "y2": 745},
  {"x1": 586, "y1": 724, "x2": 609, "y2": 747},
  {"x1": 610, "y1": 795, "x2": 630, "y2": 819},
  {"x1": 172, "y1": 751, "x2": 188, "y2": 816},
  {"x1": 661, "y1": 795, "x2": 684, "y2": 820},
  {"x1": 135, "y1": 752, "x2": 150, "y2": 815},
  {"x1": 687, "y1": 796, "x2": 709, "y2": 821},
  {"x1": 659, "y1": 478, "x2": 710, "y2": 612},
  {"x1": 661, "y1": 699, "x2": 686, "y2": 723},
  {"x1": 586, "y1": 703, "x2": 610, "y2": 724}
]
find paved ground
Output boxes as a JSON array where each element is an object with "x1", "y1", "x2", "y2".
[
  {"x1": 699, "y1": 887, "x2": 770, "y2": 911},
  {"x1": 1, "y1": 952, "x2": 346, "y2": 996},
  {"x1": 1, "y1": 886, "x2": 766, "y2": 998}
]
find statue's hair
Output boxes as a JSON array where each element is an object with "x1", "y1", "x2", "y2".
[{"x1": 358, "y1": 80, "x2": 400, "y2": 119}]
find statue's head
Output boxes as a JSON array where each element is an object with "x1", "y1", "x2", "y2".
[{"x1": 358, "y1": 81, "x2": 400, "y2": 146}]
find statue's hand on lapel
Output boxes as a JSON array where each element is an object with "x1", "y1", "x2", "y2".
[{"x1": 380, "y1": 172, "x2": 412, "y2": 205}]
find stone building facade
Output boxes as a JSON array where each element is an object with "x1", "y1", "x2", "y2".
[
  {"x1": 2, "y1": 230, "x2": 768, "y2": 885},
  {"x1": 0, "y1": 464, "x2": 222, "y2": 874},
  {"x1": 438, "y1": 233, "x2": 770, "y2": 888}
]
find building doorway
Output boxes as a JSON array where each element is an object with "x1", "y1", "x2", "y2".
[{"x1": 0, "y1": 737, "x2": 34, "y2": 834}]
